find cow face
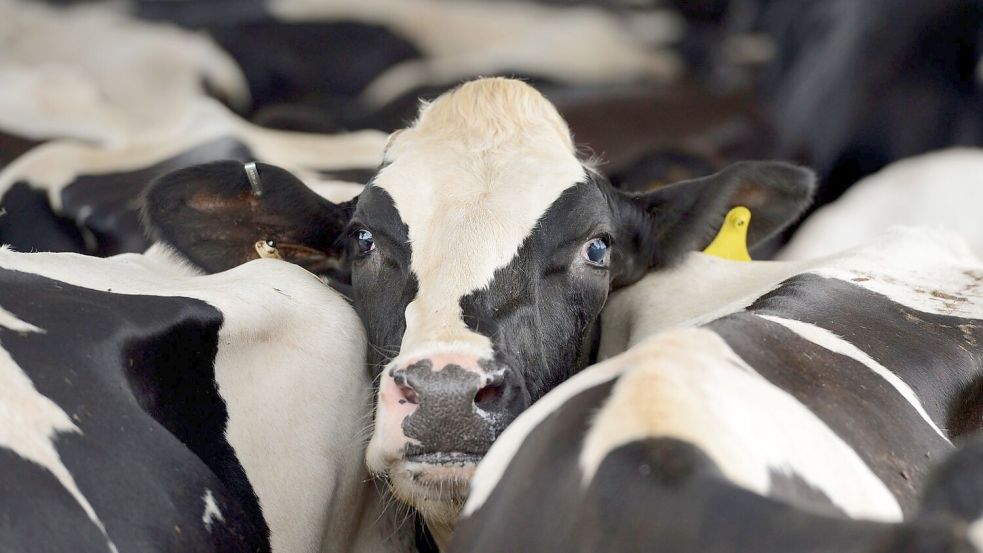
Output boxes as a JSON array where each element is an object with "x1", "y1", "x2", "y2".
[{"x1": 143, "y1": 78, "x2": 814, "y2": 524}]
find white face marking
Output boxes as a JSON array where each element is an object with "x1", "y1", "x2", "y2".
[
  {"x1": 578, "y1": 327, "x2": 903, "y2": 522},
  {"x1": 0, "y1": 248, "x2": 369, "y2": 553},
  {"x1": 373, "y1": 78, "x2": 585, "y2": 360},
  {"x1": 201, "y1": 489, "x2": 224, "y2": 531},
  {"x1": 0, "y1": 313, "x2": 120, "y2": 553},
  {"x1": 758, "y1": 315, "x2": 951, "y2": 443}
]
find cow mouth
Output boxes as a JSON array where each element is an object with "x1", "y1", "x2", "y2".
[
  {"x1": 394, "y1": 452, "x2": 482, "y2": 501},
  {"x1": 405, "y1": 451, "x2": 483, "y2": 465}
]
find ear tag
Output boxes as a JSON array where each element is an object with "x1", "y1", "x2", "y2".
[
  {"x1": 244, "y1": 161, "x2": 263, "y2": 196},
  {"x1": 703, "y1": 206, "x2": 751, "y2": 261},
  {"x1": 255, "y1": 239, "x2": 282, "y2": 260}
]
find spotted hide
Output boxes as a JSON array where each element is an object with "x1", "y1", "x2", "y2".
[
  {"x1": 0, "y1": 246, "x2": 402, "y2": 553},
  {"x1": 456, "y1": 228, "x2": 983, "y2": 552}
]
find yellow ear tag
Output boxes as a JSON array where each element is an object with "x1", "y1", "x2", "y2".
[{"x1": 703, "y1": 206, "x2": 751, "y2": 261}]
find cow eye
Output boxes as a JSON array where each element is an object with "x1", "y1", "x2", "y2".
[
  {"x1": 581, "y1": 237, "x2": 609, "y2": 267},
  {"x1": 355, "y1": 229, "x2": 376, "y2": 254}
]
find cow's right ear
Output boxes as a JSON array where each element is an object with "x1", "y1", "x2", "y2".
[
  {"x1": 142, "y1": 160, "x2": 357, "y2": 283},
  {"x1": 607, "y1": 160, "x2": 816, "y2": 288}
]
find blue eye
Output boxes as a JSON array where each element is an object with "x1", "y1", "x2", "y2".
[
  {"x1": 356, "y1": 229, "x2": 375, "y2": 254},
  {"x1": 582, "y1": 237, "x2": 609, "y2": 267}
]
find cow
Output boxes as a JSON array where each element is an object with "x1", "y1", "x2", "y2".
[
  {"x1": 0, "y1": 0, "x2": 248, "y2": 151},
  {"x1": 132, "y1": 1, "x2": 422, "y2": 134},
  {"x1": 0, "y1": 244, "x2": 420, "y2": 553},
  {"x1": 141, "y1": 77, "x2": 816, "y2": 546},
  {"x1": 134, "y1": 0, "x2": 683, "y2": 134},
  {"x1": 453, "y1": 226, "x2": 983, "y2": 551},
  {"x1": 253, "y1": 0, "x2": 684, "y2": 111},
  {"x1": 0, "y1": 97, "x2": 385, "y2": 259},
  {"x1": 780, "y1": 148, "x2": 983, "y2": 261}
]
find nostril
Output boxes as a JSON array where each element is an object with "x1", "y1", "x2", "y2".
[
  {"x1": 397, "y1": 385, "x2": 419, "y2": 405},
  {"x1": 474, "y1": 382, "x2": 503, "y2": 408}
]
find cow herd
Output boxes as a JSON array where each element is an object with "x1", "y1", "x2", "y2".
[{"x1": 2, "y1": 1, "x2": 983, "y2": 553}]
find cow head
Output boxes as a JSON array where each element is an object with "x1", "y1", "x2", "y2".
[{"x1": 143, "y1": 77, "x2": 814, "y2": 534}]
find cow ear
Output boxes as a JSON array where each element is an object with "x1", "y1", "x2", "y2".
[
  {"x1": 142, "y1": 160, "x2": 357, "y2": 284},
  {"x1": 609, "y1": 161, "x2": 816, "y2": 288}
]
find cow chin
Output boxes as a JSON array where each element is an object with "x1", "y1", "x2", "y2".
[
  {"x1": 391, "y1": 454, "x2": 479, "y2": 502},
  {"x1": 374, "y1": 450, "x2": 481, "y2": 536}
]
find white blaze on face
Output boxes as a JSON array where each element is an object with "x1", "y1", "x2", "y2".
[
  {"x1": 373, "y1": 78, "x2": 586, "y2": 358},
  {"x1": 0, "y1": 311, "x2": 119, "y2": 553}
]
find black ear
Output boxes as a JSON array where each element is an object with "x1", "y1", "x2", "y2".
[
  {"x1": 141, "y1": 160, "x2": 357, "y2": 283},
  {"x1": 609, "y1": 161, "x2": 816, "y2": 288}
]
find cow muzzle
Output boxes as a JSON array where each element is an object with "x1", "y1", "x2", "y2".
[{"x1": 367, "y1": 352, "x2": 527, "y2": 501}]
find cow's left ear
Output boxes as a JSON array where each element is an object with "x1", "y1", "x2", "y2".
[
  {"x1": 142, "y1": 160, "x2": 358, "y2": 284},
  {"x1": 608, "y1": 161, "x2": 816, "y2": 288}
]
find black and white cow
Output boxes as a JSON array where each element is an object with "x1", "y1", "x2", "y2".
[
  {"x1": 0, "y1": 98, "x2": 384, "y2": 257},
  {"x1": 134, "y1": 0, "x2": 684, "y2": 134},
  {"x1": 141, "y1": 77, "x2": 816, "y2": 545},
  {"x1": 0, "y1": 245, "x2": 415, "y2": 553},
  {"x1": 0, "y1": 0, "x2": 248, "y2": 151},
  {"x1": 453, "y1": 227, "x2": 983, "y2": 551},
  {"x1": 273, "y1": 0, "x2": 681, "y2": 110}
]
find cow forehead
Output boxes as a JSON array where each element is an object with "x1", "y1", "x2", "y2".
[{"x1": 371, "y1": 80, "x2": 586, "y2": 351}]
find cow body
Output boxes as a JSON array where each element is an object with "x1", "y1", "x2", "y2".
[
  {"x1": 780, "y1": 148, "x2": 983, "y2": 261},
  {"x1": 0, "y1": 246, "x2": 410, "y2": 553},
  {"x1": 0, "y1": 0, "x2": 248, "y2": 147},
  {"x1": 267, "y1": 0, "x2": 682, "y2": 109},
  {"x1": 455, "y1": 227, "x2": 983, "y2": 551},
  {"x1": 0, "y1": 98, "x2": 384, "y2": 257}
]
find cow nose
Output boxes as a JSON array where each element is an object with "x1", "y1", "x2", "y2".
[
  {"x1": 385, "y1": 354, "x2": 524, "y2": 457},
  {"x1": 393, "y1": 358, "x2": 504, "y2": 409}
]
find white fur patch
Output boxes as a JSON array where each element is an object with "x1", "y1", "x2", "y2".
[
  {"x1": 579, "y1": 328, "x2": 903, "y2": 522},
  {"x1": 0, "y1": 306, "x2": 43, "y2": 333},
  {"x1": 969, "y1": 517, "x2": 983, "y2": 552},
  {"x1": 781, "y1": 149, "x2": 983, "y2": 262},
  {"x1": 201, "y1": 489, "x2": 224, "y2": 530},
  {"x1": 0, "y1": 314, "x2": 119, "y2": 553},
  {"x1": 758, "y1": 315, "x2": 951, "y2": 443}
]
